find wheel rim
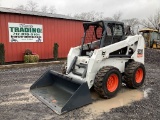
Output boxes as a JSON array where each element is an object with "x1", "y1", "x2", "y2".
[
  {"x1": 106, "y1": 74, "x2": 119, "y2": 92},
  {"x1": 135, "y1": 68, "x2": 143, "y2": 83}
]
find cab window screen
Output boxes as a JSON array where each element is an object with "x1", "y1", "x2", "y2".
[
  {"x1": 113, "y1": 25, "x2": 123, "y2": 36},
  {"x1": 85, "y1": 26, "x2": 102, "y2": 44}
]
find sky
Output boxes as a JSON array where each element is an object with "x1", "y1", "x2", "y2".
[{"x1": 0, "y1": 0, "x2": 160, "y2": 20}]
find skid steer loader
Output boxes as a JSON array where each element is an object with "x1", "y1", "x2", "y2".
[{"x1": 30, "y1": 20, "x2": 145, "y2": 114}]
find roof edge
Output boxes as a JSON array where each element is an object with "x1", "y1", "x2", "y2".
[{"x1": 0, "y1": 7, "x2": 89, "y2": 22}]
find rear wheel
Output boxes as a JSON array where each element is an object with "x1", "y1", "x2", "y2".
[
  {"x1": 124, "y1": 61, "x2": 145, "y2": 88},
  {"x1": 94, "y1": 66, "x2": 122, "y2": 98}
]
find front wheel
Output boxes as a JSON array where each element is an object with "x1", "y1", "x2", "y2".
[{"x1": 94, "y1": 66, "x2": 122, "y2": 98}]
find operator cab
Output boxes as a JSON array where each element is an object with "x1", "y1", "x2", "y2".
[{"x1": 80, "y1": 21, "x2": 126, "y2": 56}]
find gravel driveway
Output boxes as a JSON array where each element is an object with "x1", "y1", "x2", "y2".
[{"x1": 0, "y1": 48, "x2": 160, "y2": 120}]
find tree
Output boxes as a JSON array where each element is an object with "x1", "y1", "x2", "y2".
[
  {"x1": 41, "y1": 5, "x2": 48, "y2": 13},
  {"x1": 41, "y1": 5, "x2": 56, "y2": 14},
  {"x1": 74, "y1": 11, "x2": 104, "y2": 21},
  {"x1": 16, "y1": 5, "x2": 26, "y2": 10},
  {"x1": 112, "y1": 11, "x2": 122, "y2": 21},
  {"x1": 103, "y1": 17, "x2": 113, "y2": 21},
  {"x1": 25, "y1": 0, "x2": 38, "y2": 11},
  {"x1": 48, "y1": 6, "x2": 56, "y2": 14},
  {"x1": 15, "y1": 1, "x2": 57, "y2": 14},
  {"x1": 123, "y1": 18, "x2": 139, "y2": 27},
  {"x1": 123, "y1": 18, "x2": 139, "y2": 34},
  {"x1": 140, "y1": 9, "x2": 160, "y2": 30},
  {"x1": 104, "y1": 11, "x2": 122, "y2": 21}
]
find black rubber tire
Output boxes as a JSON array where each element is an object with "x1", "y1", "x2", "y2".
[
  {"x1": 94, "y1": 66, "x2": 122, "y2": 99},
  {"x1": 61, "y1": 62, "x2": 67, "y2": 74},
  {"x1": 124, "y1": 61, "x2": 145, "y2": 88}
]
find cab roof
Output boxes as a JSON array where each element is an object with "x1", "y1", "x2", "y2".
[
  {"x1": 83, "y1": 20, "x2": 124, "y2": 30},
  {"x1": 139, "y1": 28, "x2": 158, "y2": 32}
]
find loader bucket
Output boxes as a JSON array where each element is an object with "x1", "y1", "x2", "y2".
[{"x1": 30, "y1": 70, "x2": 92, "y2": 114}]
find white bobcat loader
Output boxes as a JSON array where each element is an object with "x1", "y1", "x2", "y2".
[{"x1": 30, "y1": 20, "x2": 145, "y2": 114}]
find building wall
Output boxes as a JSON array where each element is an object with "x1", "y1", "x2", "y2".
[{"x1": 0, "y1": 13, "x2": 84, "y2": 62}]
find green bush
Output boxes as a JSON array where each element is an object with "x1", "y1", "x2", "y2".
[
  {"x1": 33, "y1": 55, "x2": 39, "y2": 62},
  {"x1": 24, "y1": 55, "x2": 30, "y2": 63},
  {"x1": 24, "y1": 55, "x2": 39, "y2": 63},
  {"x1": 53, "y1": 43, "x2": 59, "y2": 60},
  {"x1": 0, "y1": 43, "x2": 5, "y2": 65}
]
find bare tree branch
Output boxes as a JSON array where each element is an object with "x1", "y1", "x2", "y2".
[
  {"x1": 123, "y1": 18, "x2": 139, "y2": 26},
  {"x1": 48, "y1": 6, "x2": 56, "y2": 14},
  {"x1": 26, "y1": 0, "x2": 38, "y2": 11},
  {"x1": 112, "y1": 11, "x2": 122, "y2": 21},
  {"x1": 122, "y1": 18, "x2": 139, "y2": 34},
  {"x1": 103, "y1": 17, "x2": 113, "y2": 21},
  {"x1": 147, "y1": 17, "x2": 156, "y2": 28},
  {"x1": 74, "y1": 11, "x2": 104, "y2": 21},
  {"x1": 16, "y1": 5, "x2": 26, "y2": 10},
  {"x1": 41, "y1": 5, "x2": 48, "y2": 13},
  {"x1": 104, "y1": 11, "x2": 122, "y2": 21},
  {"x1": 140, "y1": 9, "x2": 160, "y2": 30},
  {"x1": 15, "y1": 1, "x2": 57, "y2": 14}
]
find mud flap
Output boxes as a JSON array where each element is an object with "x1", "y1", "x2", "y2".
[{"x1": 30, "y1": 70, "x2": 92, "y2": 114}]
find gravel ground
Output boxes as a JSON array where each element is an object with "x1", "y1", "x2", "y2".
[{"x1": 0, "y1": 48, "x2": 160, "y2": 120}]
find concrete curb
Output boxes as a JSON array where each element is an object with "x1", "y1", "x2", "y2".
[{"x1": 0, "y1": 61, "x2": 64, "y2": 70}]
